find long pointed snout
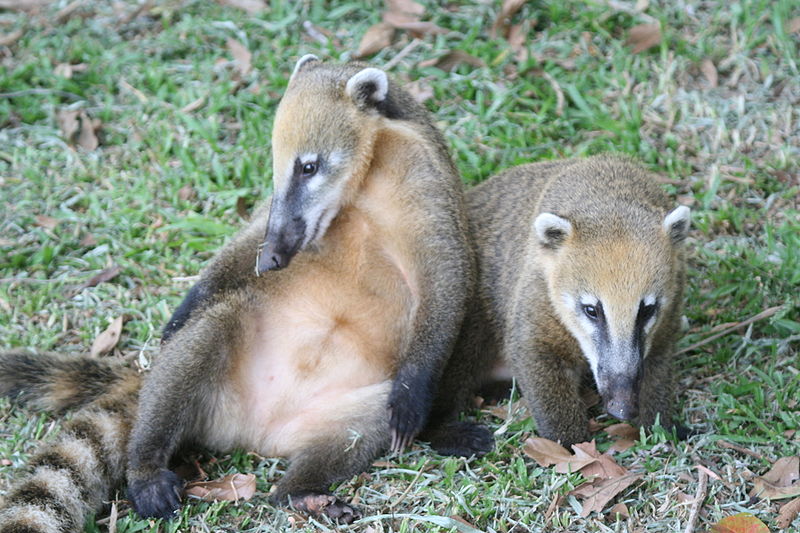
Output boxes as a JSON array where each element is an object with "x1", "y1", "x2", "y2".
[
  {"x1": 256, "y1": 213, "x2": 306, "y2": 274},
  {"x1": 602, "y1": 377, "x2": 640, "y2": 421}
]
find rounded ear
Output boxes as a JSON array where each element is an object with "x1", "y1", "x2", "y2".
[
  {"x1": 345, "y1": 67, "x2": 389, "y2": 109},
  {"x1": 290, "y1": 54, "x2": 319, "y2": 81},
  {"x1": 534, "y1": 213, "x2": 572, "y2": 249},
  {"x1": 663, "y1": 205, "x2": 690, "y2": 243}
]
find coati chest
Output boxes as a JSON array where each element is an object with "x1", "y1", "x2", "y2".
[{"x1": 208, "y1": 200, "x2": 418, "y2": 457}]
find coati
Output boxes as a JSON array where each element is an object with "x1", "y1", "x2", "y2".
[
  {"x1": 0, "y1": 56, "x2": 483, "y2": 531},
  {"x1": 431, "y1": 155, "x2": 691, "y2": 447}
]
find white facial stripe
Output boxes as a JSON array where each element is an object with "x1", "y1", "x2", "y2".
[
  {"x1": 643, "y1": 294, "x2": 657, "y2": 307},
  {"x1": 563, "y1": 292, "x2": 600, "y2": 375},
  {"x1": 299, "y1": 152, "x2": 318, "y2": 165},
  {"x1": 301, "y1": 177, "x2": 348, "y2": 248},
  {"x1": 579, "y1": 294, "x2": 598, "y2": 307}
]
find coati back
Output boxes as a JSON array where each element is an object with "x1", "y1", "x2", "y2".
[
  {"x1": 0, "y1": 57, "x2": 480, "y2": 531},
  {"x1": 433, "y1": 155, "x2": 691, "y2": 447}
]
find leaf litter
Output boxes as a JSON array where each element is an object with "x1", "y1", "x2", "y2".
[
  {"x1": 185, "y1": 473, "x2": 256, "y2": 502},
  {"x1": 90, "y1": 316, "x2": 123, "y2": 357}
]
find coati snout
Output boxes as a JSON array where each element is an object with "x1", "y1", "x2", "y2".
[{"x1": 258, "y1": 212, "x2": 306, "y2": 272}]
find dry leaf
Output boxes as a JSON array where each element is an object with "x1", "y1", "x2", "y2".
[
  {"x1": 0, "y1": 0, "x2": 49, "y2": 10},
  {"x1": 382, "y1": 14, "x2": 448, "y2": 36},
  {"x1": 626, "y1": 23, "x2": 661, "y2": 54},
  {"x1": 610, "y1": 502, "x2": 629, "y2": 518},
  {"x1": 0, "y1": 29, "x2": 23, "y2": 47},
  {"x1": 57, "y1": 109, "x2": 80, "y2": 141},
  {"x1": 491, "y1": 0, "x2": 527, "y2": 39},
  {"x1": 522, "y1": 437, "x2": 572, "y2": 467},
  {"x1": 90, "y1": 316, "x2": 123, "y2": 358},
  {"x1": 227, "y1": 38, "x2": 251, "y2": 76},
  {"x1": 635, "y1": 0, "x2": 649, "y2": 10},
  {"x1": 710, "y1": 513, "x2": 770, "y2": 533},
  {"x1": 1, "y1": 458, "x2": 11, "y2": 466},
  {"x1": 608, "y1": 438, "x2": 636, "y2": 453},
  {"x1": 750, "y1": 456, "x2": 800, "y2": 500},
  {"x1": 554, "y1": 441, "x2": 602, "y2": 474},
  {"x1": 355, "y1": 22, "x2": 395, "y2": 58},
  {"x1": 77, "y1": 265, "x2": 121, "y2": 291},
  {"x1": 701, "y1": 58, "x2": 718, "y2": 88},
  {"x1": 77, "y1": 111, "x2": 100, "y2": 150},
  {"x1": 572, "y1": 443, "x2": 627, "y2": 479},
  {"x1": 569, "y1": 474, "x2": 642, "y2": 517},
  {"x1": 696, "y1": 464, "x2": 723, "y2": 482},
  {"x1": 217, "y1": 0, "x2": 265, "y2": 13},
  {"x1": 507, "y1": 23, "x2": 527, "y2": 60},
  {"x1": 80, "y1": 233, "x2": 97, "y2": 247},
  {"x1": 788, "y1": 17, "x2": 800, "y2": 34},
  {"x1": 777, "y1": 497, "x2": 800, "y2": 529},
  {"x1": 235, "y1": 196, "x2": 250, "y2": 220},
  {"x1": 185, "y1": 473, "x2": 256, "y2": 502},
  {"x1": 35, "y1": 215, "x2": 59, "y2": 230},
  {"x1": 178, "y1": 184, "x2": 195, "y2": 201},
  {"x1": 405, "y1": 80, "x2": 434, "y2": 104},
  {"x1": 181, "y1": 96, "x2": 205, "y2": 113},
  {"x1": 420, "y1": 50, "x2": 485, "y2": 72},
  {"x1": 386, "y1": 0, "x2": 424, "y2": 17},
  {"x1": 605, "y1": 423, "x2": 639, "y2": 440}
]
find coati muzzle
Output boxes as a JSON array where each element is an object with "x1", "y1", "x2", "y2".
[
  {"x1": 257, "y1": 215, "x2": 306, "y2": 273},
  {"x1": 599, "y1": 373, "x2": 641, "y2": 421}
]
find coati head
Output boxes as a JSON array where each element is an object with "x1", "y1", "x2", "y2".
[
  {"x1": 534, "y1": 181, "x2": 690, "y2": 422},
  {"x1": 257, "y1": 56, "x2": 392, "y2": 273}
]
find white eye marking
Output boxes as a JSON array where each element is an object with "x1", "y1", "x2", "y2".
[
  {"x1": 579, "y1": 294, "x2": 598, "y2": 307},
  {"x1": 644, "y1": 294, "x2": 657, "y2": 307}
]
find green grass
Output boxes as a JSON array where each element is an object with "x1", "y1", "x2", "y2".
[{"x1": 1, "y1": 0, "x2": 799, "y2": 531}]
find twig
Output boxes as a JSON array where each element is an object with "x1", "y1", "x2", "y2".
[
  {"x1": 676, "y1": 305, "x2": 783, "y2": 355},
  {"x1": 716, "y1": 440, "x2": 773, "y2": 463},
  {"x1": 388, "y1": 459, "x2": 428, "y2": 508},
  {"x1": 684, "y1": 468, "x2": 708, "y2": 533},
  {"x1": 541, "y1": 70, "x2": 565, "y2": 117},
  {"x1": 383, "y1": 38, "x2": 422, "y2": 71}
]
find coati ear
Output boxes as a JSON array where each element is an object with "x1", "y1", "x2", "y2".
[
  {"x1": 345, "y1": 68, "x2": 389, "y2": 109},
  {"x1": 663, "y1": 205, "x2": 691, "y2": 244},
  {"x1": 290, "y1": 54, "x2": 319, "y2": 81},
  {"x1": 534, "y1": 213, "x2": 572, "y2": 249}
]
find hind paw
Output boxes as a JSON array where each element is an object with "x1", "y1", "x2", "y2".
[
  {"x1": 286, "y1": 491, "x2": 361, "y2": 524},
  {"x1": 128, "y1": 469, "x2": 184, "y2": 520}
]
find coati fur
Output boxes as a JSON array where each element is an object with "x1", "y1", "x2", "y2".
[
  {"x1": 0, "y1": 57, "x2": 485, "y2": 531},
  {"x1": 431, "y1": 155, "x2": 691, "y2": 447}
]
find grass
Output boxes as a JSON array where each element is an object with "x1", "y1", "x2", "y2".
[{"x1": 1, "y1": 0, "x2": 798, "y2": 531}]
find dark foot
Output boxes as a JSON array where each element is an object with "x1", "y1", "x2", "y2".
[
  {"x1": 128, "y1": 469, "x2": 184, "y2": 519},
  {"x1": 672, "y1": 423, "x2": 695, "y2": 440},
  {"x1": 286, "y1": 491, "x2": 361, "y2": 524},
  {"x1": 477, "y1": 379, "x2": 513, "y2": 404},
  {"x1": 424, "y1": 421, "x2": 494, "y2": 457},
  {"x1": 388, "y1": 373, "x2": 431, "y2": 453}
]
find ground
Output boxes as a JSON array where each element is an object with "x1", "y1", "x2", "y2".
[{"x1": 0, "y1": 0, "x2": 798, "y2": 531}]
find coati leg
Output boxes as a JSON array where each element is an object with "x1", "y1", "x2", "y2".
[{"x1": 0, "y1": 352, "x2": 141, "y2": 533}]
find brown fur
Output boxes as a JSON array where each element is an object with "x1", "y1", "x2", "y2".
[{"x1": 432, "y1": 155, "x2": 690, "y2": 447}]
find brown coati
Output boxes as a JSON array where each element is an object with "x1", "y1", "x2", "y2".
[
  {"x1": 430, "y1": 155, "x2": 691, "y2": 447},
  {"x1": 0, "y1": 56, "x2": 490, "y2": 532}
]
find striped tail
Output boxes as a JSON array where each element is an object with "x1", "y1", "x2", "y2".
[{"x1": 0, "y1": 351, "x2": 142, "y2": 532}]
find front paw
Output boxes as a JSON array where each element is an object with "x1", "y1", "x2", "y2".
[
  {"x1": 388, "y1": 382, "x2": 429, "y2": 453},
  {"x1": 128, "y1": 469, "x2": 184, "y2": 519}
]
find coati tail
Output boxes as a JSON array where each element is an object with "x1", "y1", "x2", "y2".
[
  {"x1": 0, "y1": 352, "x2": 142, "y2": 532},
  {"x1": 0, "y1": 350, "x2": 139, "y2": 413}
]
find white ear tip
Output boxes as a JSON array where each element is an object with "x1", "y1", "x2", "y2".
[
  {"x1": 291, "y1": 54, "x2": 319, "y2": 79},
  {"x1": 534, "y1": 213, "x2": 572, "y2": 245},
  {"x1": 663, "y1": 205, "x2": 691, "y2": 242},
  {"x1": 346, "y1": 67, "x2": 389, "y2": 102}
]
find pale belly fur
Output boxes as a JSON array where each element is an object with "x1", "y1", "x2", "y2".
[{"x1": 204, "y1": 260, "x2": 409, "y2": 458}]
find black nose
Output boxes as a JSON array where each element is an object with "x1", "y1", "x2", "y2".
[{"x1": 257, "y1": 248, "x2": 290, "y2": 274}]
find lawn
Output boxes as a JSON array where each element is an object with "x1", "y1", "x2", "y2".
[{"x1": 0, "y1": 0, "x2": 798, "y2": 531}]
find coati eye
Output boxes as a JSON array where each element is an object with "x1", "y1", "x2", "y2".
[
  {"x1": 639, "y1": 303, "x2": 657, "y2": 322},
  {"x1": 583, "y1": 305, "x2": 599, "y2": 320},
  {"x1": 301, "y1": 162, "x2": 318, "y2": 177}
]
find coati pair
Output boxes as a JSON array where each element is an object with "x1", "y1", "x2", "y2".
[{"x1": 0, "y1": 58, "x2": 690, "y2": 532}]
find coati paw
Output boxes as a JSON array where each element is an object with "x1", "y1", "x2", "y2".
[
  {"x1": 287, "y1": 491, "x2": 362, "y2": 524},
  {"x1": 128, "y1": 469, "x2": 184, "y2": 520},
  {"x1": 427, "y1": 421, "x2": 494, "y2": 457},
  {"x1": 672, "y1": 423, "x2": 696, "y2": 441},
  {"x1": 388, "y1": 376, "x2": 431, "y2": 453}
]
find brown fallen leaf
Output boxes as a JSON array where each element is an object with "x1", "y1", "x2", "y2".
[
  {"x1": 522, "y1": 437, "x2": 572, "y2": 467},
  {"x1": 57, "y1": 109, "x2": 80, "y2": 141},
  {"x1": 76, "y1": 265, "x2": 121, "y2": 291},
  {"x1": 236, "y1": 196, "x2": 250, "y2": 220},
  {"x1": 608, "y1": 438, "x2": 636, "y2": 453},
  {"x1": 571, "y1": 442, "x2": 627, "y2": 479},
  {"x1": 217, "y1": 0, "x2": 265, "y2": 14},
  {"x1": 507, "y1": 23, "x2": 528, "y2": 61},
  {"x1": 777, "y1": 497, "x2": 800, "y2": 529},
  {"x1": 0, "y1": 29, "x2": 23, "y2": 47},
  {"x1": 701, "y1": 58, "x2": 718, "y2": 88},
  {"x1": 554, "y1": 441, "x2": 601, "y2": 474},
  {"x1": 696, "y1": 464, "x2": 723, "y2": 482},
  {"x1": 788, "y1": 17, "x2": 800, "y2": 34},
  {"x1": 1, "y1": 458, "x2": 11, "y2": 466},
  {"x1": 90, "y1": 316, "x2": 124, "y2": 358},
  {"x1": 181, "y1": 96, "x2": 205, "y2": 113},
  {"x1": 382, "y1": 13, "x2": 448, "y2": 36},
  {"x1": 386, "y1": 0, "x2": 424, "y2": 17},
  {"x1": 569, "y1": 473, "x2": 642, "y2": 517},
  {"x1": 750, "y1": 456, "x2": 800, "y2": 500},
  {"x1": 710, "y1": 512, "x2": 770, "y2": 533},
  {"x1": 491, "y1": 0, "x2": 528, "y2": 39},
  {"x1": 227, "y1": 38, "x2": 251, "y2": 76},
  {"x1": 185, "y1": 473, "x2": 256, "y2": 502},
  {"x1": 35, "y1": 215, "x2": 59, "y2": 230},
  {"x1": 355, "y1": 22, "x2": 395, "y2": 58},
  {"x1": 605, "y1": 423, "x2": 639, "y2": 440},
  {"x1": 178, "y1": 184, "x2": 195, "y2": 202},
  {"x1": 405, "y1": 79, "x2": 434, "y2": 104},
  {"x1": 77, "y1": 111, "x2": 100, "y2": 151},
  {"x1": 610, "y1": 502, "x2": 629, "y2": 519},
  {"x1": 419, "y1": 50, "x2": 485, "y2": 72},
  {"x1": 626, "y1": 23, "x2": 661, "y2": 54}
]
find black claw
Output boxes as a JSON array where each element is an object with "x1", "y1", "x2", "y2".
[{"x1": 128, "y1": 469, "x2": 185, "y2": 520}]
